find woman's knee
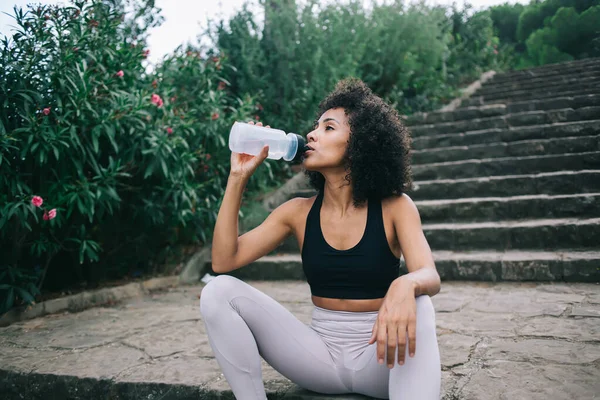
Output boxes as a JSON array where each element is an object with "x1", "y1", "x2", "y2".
[
  {"x1": 199, "y1": 274, "x2": 242, "y2": 318},
  {"x1": 415, "y1": 295, "x2": 436, "y2": 330}
]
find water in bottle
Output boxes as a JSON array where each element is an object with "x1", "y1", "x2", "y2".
[{"x1": 228, "y1": 121, "x2": 309, "y2": 163}]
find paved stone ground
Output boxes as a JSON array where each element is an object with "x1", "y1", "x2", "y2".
[{"x1": 1, "y1": 280, "x2": 599, "y2": 400}]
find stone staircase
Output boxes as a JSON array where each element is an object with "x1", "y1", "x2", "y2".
[{"x1": 209, "y1": 57, "x2": 600, "y2": 283}]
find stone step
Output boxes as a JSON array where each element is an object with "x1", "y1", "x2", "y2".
[
  {"x1": 409, "y1": 170, "x2": 600, "y2": 200},
  {"x1": 405, "y1": 104, "x2": 507, "y2": 126},
  {"x1": 489, "y1": 67, "x2": 600, "y2": 88},
  {"x1": 412, "y1": 119, "x2": 600, "y2": 150},
  {"x1": 481, "y1": 83, "x2": 600, "y2": 103},
  {"x1": 409, "y1": 106, "x2": 600, "y2": 136},
  {"x1": 412, "y1": 135, "x2": 599, "y2": 164},
  {"x1": 278, "y1": 192, "x2": 600, "y2": 222},
  {"x1": 206, "y1": 250, "x2": 600, "y2": 282},
  {"x1": 432, "y1": 250, "x2": 600, "y2": 281},
  {"x1": 422, "y1": 217, "x2": 600, "y2": 251},
  {"x1": 272, "y1": 215, "x2": 600, "y2": 253},
  {"x1": 412, "y1": 151, "x2": 600, "y2": 181},
  {"x1": 478, "y1": 72, "x2": 600, "y2": 97},
  {"x1": 461, "y1": 87, "x2": 600, "y2": 107},
  {"x1": 283, "y1": 170, "x2": 600, "y2": 204},
  {"x1": 406, "y1": 94, "x2": 600, "y2": 126},
  {"x1": 484, "y1": 66, "x2": 600, "y2": 87},
  {"x1": 418, "y1": 193, "x2": 600, "y2": 222},
  {"x1": 506, "y1": 93, "x2": 600, "y2": 114},
  {"x1": 489, "y1": 57, "x2": 600, "y2": 83}
]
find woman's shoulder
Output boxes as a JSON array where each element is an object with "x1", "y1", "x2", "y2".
[
  {"x1": 273, "y1": 195, "x2": 317, "y2": 222},
  {"x1": 271, "y1": 195, "x2": 317, "y2": 236},
  {"x1": 382, "y1": 192, "x2": 414, "y2": 207},
  {"x1": 381, "y1": 193, "x2": 420, "y2": 220}
]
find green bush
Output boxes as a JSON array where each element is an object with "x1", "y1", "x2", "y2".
[
  {"x1": 0, "y1": 0, "x2": 265, "y2": 314},
  {"x1": 211, "y1": 0, "x2": 501, "y2": 125},
  {"x1": 525, "y1": 5, "x2": 600, "y2": 65},
  {"x1": 489, "y1": 2, "x2": 526, "y2": 45},
  {"x1": 494, "y1": 0, "x2": 600, "y2": 68}
]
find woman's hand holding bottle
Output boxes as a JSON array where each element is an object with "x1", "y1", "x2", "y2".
[{"x1": 229, "y1": 121, "x2": 271, "y2": 180}]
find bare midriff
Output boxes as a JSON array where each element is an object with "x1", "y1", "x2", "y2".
[{"x1": 311, "y1": 295, "x2": 384, "y2": 312}]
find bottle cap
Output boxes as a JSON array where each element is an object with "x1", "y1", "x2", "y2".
[{"x1": 290, "y1": 134, "x2": 308, "y2": 164}]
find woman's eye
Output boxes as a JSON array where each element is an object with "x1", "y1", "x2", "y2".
[{"x1": 325, "y1": 126, "x2": 333, "y2": 130}]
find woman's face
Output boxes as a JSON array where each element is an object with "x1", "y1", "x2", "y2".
[{"x1": 303, "y1": 107, "x2": 350, "y2": 170}]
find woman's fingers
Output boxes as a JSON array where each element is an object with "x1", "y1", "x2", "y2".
[
  {"x1": 387, "y1": 324, "x2": 398, "y2": 368},
  {"x1": 371, "y1": 318, "x2": 414, "y2": 368},
  {"x1": 368, "y1": 321, "x2": 378, "y2": 345},
  {"x1": 396, "y1": 321, "x2": 407, "y2": 366},
  {"x1": 407, "y1": 316, "x2": 417, "y2": 359},
  {"x1": 376, "y1": 319, "x2": 387, "y2": 365},
  {"x1": 247, "y1": 120, "x2": 270, "y2": 128},
  {"x1": 261, "y1": 145, "x2": 269, "y2": 159}
]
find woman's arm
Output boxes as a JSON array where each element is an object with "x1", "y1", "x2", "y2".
[
  {"x1": 390, "y1": 194, "x2": 441, "y2": 297},
  {"x1": 211, "y1": 174, "x2": 300, "y2": 273}
]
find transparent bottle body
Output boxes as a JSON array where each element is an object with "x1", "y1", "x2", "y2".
[{"x1": 229, "y1": 122, "x2": 292, "y2": 160}]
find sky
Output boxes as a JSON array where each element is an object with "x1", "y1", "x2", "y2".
[{"x1": 1, "y1": 0, "x2": 530, "y2": 66}]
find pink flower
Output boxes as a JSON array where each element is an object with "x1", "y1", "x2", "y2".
[
  {"x1": 166, "y1": 127, "x2": 173, "y2": 134},
  {"x1": 211, "y1": 112, "x2": 219, "y2": 120},
  {"x1": 31, "y1": 196, "x2": 43, "y2": 207},
  {"x1": 152, "y1": 79, "x2": 158, "y2": 88},
  {"x1": 43, "y1": 107, "x2": 51, "y2": 116},
  {"x1": 493, "y1": 49, "x2": 498, "y2": 55},
  {"x1": 205, "y1": 153, "x2": 211, "y2": 161},
  {"x1": 43, "y1": 209, "x2": 57, "y2": 221},
  {"x1": 217, "y1": 81, "x2": 226, "y2": 91},
  {"x1": 116, "y1": 70, "x2": 124, "y2": 77},
  {"x1": 142, "y1": 49, "x2": 150, "y2": 58},
  {"x1": 150, "y1": 94, "x2": 163, "y2": 107}
]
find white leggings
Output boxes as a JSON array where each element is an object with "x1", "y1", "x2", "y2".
[{"x1": 199, "y1": 275, "x2": 441, "y2": 399}]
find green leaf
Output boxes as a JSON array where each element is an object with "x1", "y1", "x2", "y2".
[
  {"x1": 104, "y1": 124, "x2": 118, "y2": 153},
  {"x1": 144, "y1": 161, "x2": 156, "y2": 179},
  {"x1": 91, "y1": 132, "x2": 99, "y2": 153},
  {"x1": 3, "y1": 287, "x2": 14, "y2": 312},
  {"x1": 15, "y1": 91, "x2": 33, "y2": 104},
  {"x1": 15, "y1": 287, "x2": 35, "y2": 304},
  {"x1": 105, "y1": 186, "x2": 120, "y2": 202},
  {"x1": 160, "y1": 158, "x2": 168, "y2": 177},
  {"x1": 79, "y1": 241, "x2": 87, "y2": 264}
]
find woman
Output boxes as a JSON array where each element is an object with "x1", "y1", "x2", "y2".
[{"x1": 200, "y1": 77, "x2": 442, "y2": 399}]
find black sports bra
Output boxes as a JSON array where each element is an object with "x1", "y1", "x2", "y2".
[{"x1": 301, "y1": 190, "x2": 401, "y2": 299}]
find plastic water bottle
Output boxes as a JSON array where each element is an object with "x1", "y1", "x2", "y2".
[{"x1": 229, "y1": 121, "x2": 309, "y2": 163}]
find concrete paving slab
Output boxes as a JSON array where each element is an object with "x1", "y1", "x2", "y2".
[{"x1": 0, "y1": 280, "x2": 598, "y2": 399}]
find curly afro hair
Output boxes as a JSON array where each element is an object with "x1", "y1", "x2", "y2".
[{"x1": 303, "y1": 77, "x2": 412, "y2": 207}]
